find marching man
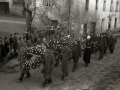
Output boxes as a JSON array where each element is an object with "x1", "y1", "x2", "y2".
[
  {"x1": 42, "y1": 45, "x2": 55, "y2": 87},
  {"x1": 18, "y1": 42, "x2": 31, "y2": 81}
]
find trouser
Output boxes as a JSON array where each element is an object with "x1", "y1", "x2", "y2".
[
  {"x1": 73, "y1": 59, "x2": 78, "y2": 71},
  {"x1": 19, "y1": 71, "x2": 30, "y2": 79},
  {"x1": 99, "y1": 48, "x2": 104, "y2": 59}
]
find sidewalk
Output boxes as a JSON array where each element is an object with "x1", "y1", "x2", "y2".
[{"x1": 2, "y1": 32, "x2": 120, "y2": 69}]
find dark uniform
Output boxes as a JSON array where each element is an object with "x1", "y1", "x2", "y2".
[
  {"x1": 42, "y1": 48, "x2": 55, "y2": 87},
  {"x1": 98, "y1": 34, "x2": 107, "y2": 60},
  {"x1": 72, "y1": 41, "x2": 79, "y2": 72},
  {"x1": 61, "y1": 45, "x2": 72, "y2": 80},
  {"x1": 109, "y1": 35, "x2": 117, "y2": 53},
  {"x1": 83, "y1": 38, "x2": 92, "y2": 67}
]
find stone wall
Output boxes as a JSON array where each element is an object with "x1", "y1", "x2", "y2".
[
  {"x1": 25, "y1": 0, "x2": 120, "y2": 36},
  {"x1": 0, "y1": 0, "x2": 25, "y2": 17}
]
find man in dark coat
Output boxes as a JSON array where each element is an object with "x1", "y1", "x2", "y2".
[
  {"x1": 109, "y1": 34, "x2": 117, "y2": 53},
  {"x1": 18, "y1": 42, "x2": 30, "y2": 81},
  {"x1": 12, "y1": 33, "x2": 18, "y2": 54},
  {"x1": 42, "y1": 46, "x2": 55, "y2": 87},
  {"x1": 61, "y1": 43, "x2": 72, "y2": 80},
  {"x1": 98, "y1": 33, "x2": 107, "y2": 60},
  {"x1": 72, "y1": 41, "x2": 79, "y2": 72},
  {"x1": 83, "y1": 36, "x2": 92, "y2": 67},
  {"x1": 26, "y1": 30, "x2": 31, "y2": 41}
]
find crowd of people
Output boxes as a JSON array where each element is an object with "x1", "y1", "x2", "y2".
[
  {"x1": 16, "y1": 25, "x2": 117, "y2": 87},
  {"x1": 0, "y1": 24, "x2": 117, "y2": 87}
]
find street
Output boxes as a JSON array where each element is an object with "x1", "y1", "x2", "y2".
[{"x1": 0, "y1": 37, "x2": 120, "y2": 90}]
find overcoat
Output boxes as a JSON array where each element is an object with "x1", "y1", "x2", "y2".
[
  {"x1": 61, "y1": 46, "x2": 72, "y2": 74},
  {"x1": 44, "y1": 50, "x2": 55, "y2": 79},
  {"x1": 83, "y1": 39, "x2": 91, "y2": 64},
  {"x1": 18, "y1": 46, "x2": 29, "y2": 73}
]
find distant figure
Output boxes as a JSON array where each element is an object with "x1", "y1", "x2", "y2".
[
  {"x1": 9, "y1": 34, "x2": 13, "y2": 52},
  {"x1": 12, "y1": 33, "x2": 18, "y2": 54},
  {"x1": 4, "y1": 37, "x2": 10, "y2": 55}
]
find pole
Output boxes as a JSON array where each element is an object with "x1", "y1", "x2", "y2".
[{"x1": 68, "y1": 0, "x2": 71, "y2": 35}]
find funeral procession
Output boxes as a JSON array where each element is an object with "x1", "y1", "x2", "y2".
[{"x1": 0, "y1": 0, "x2": 120, "y2": 90}]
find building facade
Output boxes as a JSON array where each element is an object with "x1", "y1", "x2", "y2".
[
  {"x1": 0, "y1": 0, "x2": 25, "y2": 17},
  {"x1": 25, "y1": 0, "x2": 120, "y2": 36}
]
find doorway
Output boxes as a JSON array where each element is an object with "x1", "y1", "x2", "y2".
[
  {"x1": 101, "y1": 19, "x2": 105, "y2": 32},
  {"x1": 114, "y1": 18, "x2": 117, "y2": 28},
  {"x1": 0, "y1": 2, "x2": 9, "y2": 14},
  {"x1": 90, "y1": 22, "x2": 96, "y2": 35}
]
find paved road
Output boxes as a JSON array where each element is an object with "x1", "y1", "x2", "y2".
[{"x1": 0, "y1": 37, "x2": 120, "y2": 90}]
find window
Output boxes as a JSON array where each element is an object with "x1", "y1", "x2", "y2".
[
  {"x1": 116, "y1": 2, "x2": 119, "y2": 12},
  {"x1": 95, "y1": 0, "x2": 98, "y2": 10},
  {"x1": 103, "y1": 0, "x2": 106, "y2": 11},
  {"x1": 44, "y1": 0, "x2": 53, "y2": 7},
  {"x1": 85, "y1": 0, "x2": 89, "y2": 11},
  {"x1": 114, "y1": 18, "x2": 117, "y2": 28},
  {"x1": 83, "y1": 24, "x2": 87, "y2": 34},
  {"x1": 108, "y1": 19, "x2": 111, "y2": 30},
  {"x1": 101, "y1": 19, "x2": 105, "y2": 31},
  {"x1": 110, "y1": 1, "x2": 113, "y2": 12}
]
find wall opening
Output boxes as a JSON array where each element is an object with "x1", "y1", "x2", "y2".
[
  {"x1": 103, "y1": 0, "x2": 106, "y2": 11},
  {"x1": 116, "y1": 2, "x2": 119, "y2": 12},
  {"x1": 83, "y1": 24, "x2": 87, "y2": 34},
  {"x1": 108, "y1": 19, "x2": 111, "y2": 30},
  {"x1": 0, "y1": 2, "x2": 9, "y2": 14},
  {"x1": 85, "y1": 0, "x2": 89, "y2": 11},
  {"x1": 91, "y1": 22, "x2": 96, "y2": 35},
  {"x1": 114, "y1": 18, "x2": 117, "y2": 28},
  {"x1": 101, "y1": 19, "x2": 105, "y2": 32},
  {"x1": 110, "y1": 1, "x2": 113, "y2": 12},
  {"x1": 95, "y1": 0, "x2": 98, "y2": 11}
]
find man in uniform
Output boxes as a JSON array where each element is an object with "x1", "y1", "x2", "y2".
[
  {"x1": 98, "y1": 33, "x2": 107, "y2": 60},
  {"x1": 18, "y1": 42, "x2": 31, "y2": 81},
  {"x1": 109, "y1": 34, "x2": 117, "y2": 53},
  {"x1": 42, "y1": 46, "x2": 55, "y2": 87},
  {"x1": 72, "y1": 41, "x2": 79, "y2": 72},
  {"x1": 61, "y1": 42, "x2": 72, "y2": 80}
]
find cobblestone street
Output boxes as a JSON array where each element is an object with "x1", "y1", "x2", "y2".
[{"x1": 0, "y1": 37, "x2": 119, "y2": 90}]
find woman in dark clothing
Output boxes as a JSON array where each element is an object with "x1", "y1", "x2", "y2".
[{"x1": 83, "y1": 36, "x2": 92, "y2": 67}]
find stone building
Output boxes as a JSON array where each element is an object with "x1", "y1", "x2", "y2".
[
  {"x1": 0, "y1": 0, "x2": 25, "y2": 17},
  {"x1": 25, "y1": 0, "x2": 120, "y2": 36}
]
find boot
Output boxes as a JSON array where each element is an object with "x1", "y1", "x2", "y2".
[
  {"x1": 48, "y1": 77, "x2": 52, "y2": 84},
  {"x1": 26, "y1": 72, "x2": 31, "y2": 78},
  {"x1": 86, "y1": 63, "x2": 88, "y2": 67},
  {"x1": 19, "y1": 73, "x2": 25, "y2": 81},
  {"x1": 61, "y1": 75, "x2": 64, "y2": 81},
  {"x1": 42, "y1": 79, "x2": 48, "y2": 87},
  {"x1": 41, "y1": 68, "x2": 44, "y2": 73}
]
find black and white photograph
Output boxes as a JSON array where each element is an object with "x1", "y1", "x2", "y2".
[{"x1": 0, "y1": 0, "x2": 120, "y2": 90}]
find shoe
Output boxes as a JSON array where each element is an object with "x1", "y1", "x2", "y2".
[
  {"x1": 48, "y1": 78, "x2": 52, "y2": 84},
  {"x1": 19, "y1": 73, "x2": 25, "y2": 81},
  {"x1": 61, "y1": 76, "x2": 64, "y2": 81},
  {"x1": 18, "y1": 78, "x2": 22, "y2": 82},
  {"x1": 42, "y1": 79, "x2": 48, "y2": 87},
  {"x1": 26, "y1": 72, "x2": 31, "y2": 78},
  {"x1": 26, "y1": 76, "x2": 31, "y2": 78},
  {"x1": 76, "y1": 65, "x2": 78, "y2": 69}
]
